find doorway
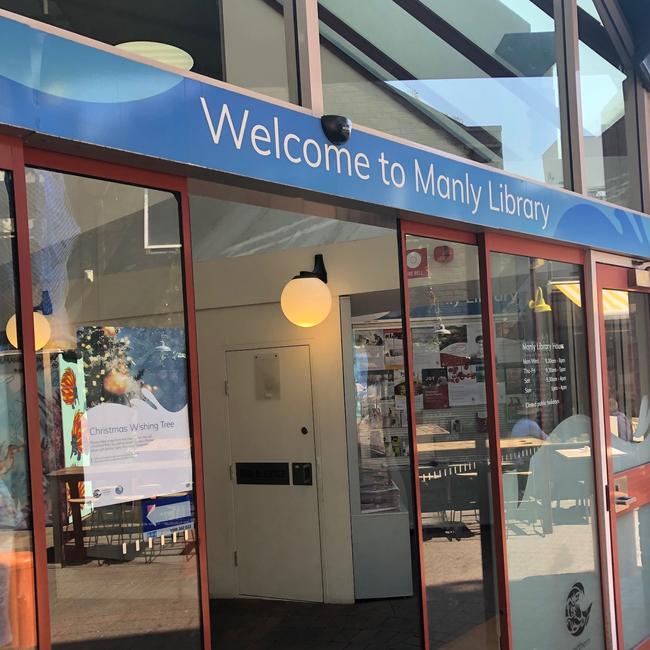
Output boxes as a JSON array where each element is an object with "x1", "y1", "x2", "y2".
[
  {"x1": 225, "y1": 345, "x2": 323, "y2": 602},
  {"x1": 191, "y1": 185, "x2": 423, "y2": 649}
]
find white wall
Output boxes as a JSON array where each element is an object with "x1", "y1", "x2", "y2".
[{"x1": 194, "y1": 233, "x2": 399, "y2": 603}]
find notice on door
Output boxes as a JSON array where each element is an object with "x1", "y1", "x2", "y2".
[{"x1": 521, "y1": 340, "x2": 568, "y2": 409}]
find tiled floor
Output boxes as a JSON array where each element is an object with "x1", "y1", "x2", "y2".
[{"x1": 210, "y1": 597, "x2": 422, "y2": 650}]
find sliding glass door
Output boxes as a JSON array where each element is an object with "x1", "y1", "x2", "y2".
[
  {"x1": 400, "y1": 224, "x2": 500, "y2": 649},
  {"x1": 598, "y1": 263, "x2": 650, "y2": 650}
]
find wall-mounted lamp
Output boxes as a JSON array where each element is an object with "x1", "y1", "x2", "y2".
[
  {"x1": 281, "y1": 254, "x2": 332, "y2": 328},
  {"x1": 6, "y1": 290, "x2": 53, "y2": 351},
  {"x1": 529, "y1": 286, "x2": 552, "y2": 313}
]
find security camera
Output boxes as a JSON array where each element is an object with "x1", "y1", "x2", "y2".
[{"x1": 321, "y1": 115, "x2": 352, "y2": 144}]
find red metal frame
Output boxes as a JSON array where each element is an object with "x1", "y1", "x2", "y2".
[
  {"x1": 398, "y1": 221, "x2": 511, "y2": 650},
  {"x1": 398, "y1": 223, "x2": 601, "y2": 650},
  {"x1": 0, "y1": 136, "x2": 53, "y2": 649},
  {"x1": 596, "y1": 263, "x2": 650, "y2": 650},
  {"x1": 397, "y1": 220, "x2": 430, "y2": 650},
  {"x1": 478, "y1": 232, "x2": 511, "y2": 650},
  {"x1": 484, "y1": 233, "x2": 613, "y2": 649},
  {"x1": 484, "y1": 231, "x2": 584, "y2": 265},
  {"x1": 16, "y1": 146, "x2": 212, "y2": 649}
]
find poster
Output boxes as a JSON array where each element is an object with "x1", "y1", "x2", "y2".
[
  {"x1": 411, "y1": 327, "x2": 441, "y2": 375},
  {"x1": 383, "y1": 329, "x2": 404, "y2": 369},
  {"x1": 59, "y1": 356, "x2": 88, "y2": 467},
  {"x1": 422, "y1": 368, "x2": 449, "y2": 409},
  {"x1": 58, "y1": 355, "x2": 91, "y2": 520},
  {"x1": 366, "y1": 370, "x2": 394, "y2": 401},
  {"x1": 447, "y1": 364, "x2": 486, "y2": 406},
  {"x1": 439, "y1": 325, "x2": 469, "y2": 366},
  {"x1": 354, "y1": 330, "x2": 385, "y2": 370},
  {"x1": 78, "y1": 326, "x2": 194, "y2": 508}
]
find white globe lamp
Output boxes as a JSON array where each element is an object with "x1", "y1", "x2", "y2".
[
  {"x1": 281, "y1": 254, "x2": 332, "y2": 328},
  {"x1": 6, "y1": 312, "x2": 52, "y2": 351}
]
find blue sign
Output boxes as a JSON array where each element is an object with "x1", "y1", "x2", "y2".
[
  {"x1": 141, "y1": 494, "x2": 194, "y2": 540},
  {"x1": 0, "y1": 15, "x2": 649, "y2": 257}
]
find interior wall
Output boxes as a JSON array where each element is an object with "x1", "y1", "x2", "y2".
[{"x1": 194, "y1": 233, "x2": 399, "y2": 603}]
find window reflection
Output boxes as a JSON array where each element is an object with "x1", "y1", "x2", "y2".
[
  {"x1": 492, "y1": 253, "x2": 604, "y2": 649},
  {"x1": 578, "y1": 0, "x2": 640, "y2": 209},
  {"x1": 0, "y1": 172, "x2": 37, "y2": 650},
  {"x1": 0, "y1": 0, "x2": 293, "y2": 101},
  {"x1": 320, "y1": 0, "x2": 564, "y2": 186},
  {"x1": 605, "y1": 291, "x2": 650, "y2": 472},
  {"x1": 603, "y1": 290, "x2": 650, "y2": 648},
  {"x1": 26, "y1": 169, "x2": 201, "y2": 649},
  {"x1": 405, "y1": 236, "x2": 498, "y2": 649}
]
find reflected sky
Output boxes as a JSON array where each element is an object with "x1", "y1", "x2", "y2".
[{"x1": 389, "y1": 75, "x2": 561, "y2": 182}]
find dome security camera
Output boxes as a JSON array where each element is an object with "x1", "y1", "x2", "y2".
[{"x1": 321, "y1": 115, "x2": 352, "y2": 144}]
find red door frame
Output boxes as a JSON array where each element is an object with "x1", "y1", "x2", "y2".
[
  {"x1": 484, "y1": 233, "x2": 615, "y2": 650},
  {"x1": 4, "y1": 141, "x2": 212, "y2": 650},
  {"x1": 399, "y1": 222, "x2": 609, "y2": 650},
  {"x1": 596, "y1": 262, "x2": 650, "y2": 650},
  {"x1": 398, "y1": 221, "x2": 516, "y2": 649}
]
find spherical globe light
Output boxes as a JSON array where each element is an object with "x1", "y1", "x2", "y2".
[
  {"x1": 6, "y1": 312, "x2": 52, "y2": 351},
  {"x1": 281, "y1": 276, "x2": 332, "y2": 327}
]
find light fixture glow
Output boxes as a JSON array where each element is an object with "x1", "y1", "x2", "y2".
[
  {"x1": 281, "y1": 254, "x2": 331, "y2": 328},
  {"x1": 116, "y1": 41, "x2": 194, "y2": 71},
  {"x1": 6, "y1": 312, "x2": 51, "y2": 351},
  {"x1": 281, "y1": 276, "x2": 332, "y2": 328},
  {"x1": 528, "y1": 286, "x2": 552, "y2": 313},
  {"x1": 434, "y1": 322, "x2": 451, "y2": 336}
]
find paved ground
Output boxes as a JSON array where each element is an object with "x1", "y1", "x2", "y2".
[{"x1": 210, "y1": 597, "x2": 422, "y2": 650}]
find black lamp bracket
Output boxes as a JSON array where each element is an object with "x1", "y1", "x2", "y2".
[{"x1": 294, "y1": 254, "x2": 327, "y2": 284}]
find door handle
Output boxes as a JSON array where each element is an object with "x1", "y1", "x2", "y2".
[{"x1": 615, "y1": 494, "x2": 637, "y2": 506}]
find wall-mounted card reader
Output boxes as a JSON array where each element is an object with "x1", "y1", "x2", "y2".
[{"x1": 292, "y1": 462, "x2": 313, "y2": 486}]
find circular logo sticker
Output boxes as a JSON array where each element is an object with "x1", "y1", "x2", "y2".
[
  {"x1": 565, "y1": 582, "x2": 592, "y2": 637},
  {"x1": 406, "y1": 250, "x2": 422, "y2": 269}
]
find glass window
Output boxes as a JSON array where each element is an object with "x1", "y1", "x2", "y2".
[
  {"x1": 578, "y1": 0, "x2": 640, "y2": 208},
  {"x1": 492, "y1": 253, "x2": 604, "y2": 649},
  {"x1": 603, "y1": 290, "x2": 650, "y2": 648},
  {"x1": 0, "y1": 171, "x2": 37, "y2": 649},
  {"x1": 404, "y1": 235, "x2": 499, "y2": 648},
  {"x1": 27, "y1": 169, "x2": 201, "y2": 648},
  {"x1": 319, "y1": 0, "x2": 565, "y2": 186},
  {"x1": 0, "y1": 0, "x2": 293, "y2": 102}
]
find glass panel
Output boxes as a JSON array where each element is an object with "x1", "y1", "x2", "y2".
[
  {"x1": 27, "y1": 169, "x2": 201, "y2": 648},
  {"x1": 0, "y1": 171, "x2": 37, "y2": 649},
  {"x1": 320, "y1": 0, "x2": 564, "y2": 186},
  {"x1": 578, "y1": 0, "x2": 640, "y2": 208},
  {"x1": 616, "y1": 502, "x2": 650, "y2": 648},
  {"x1": 405, "y1": 235, "x2": 498, "y2": 648},
  {"x1": 350, "y1": 308, "x2": 412, "y2": 516},
  {"x1": 603, "y1": 289, "x2": 650, "y2": 648},
  {"x1": 491, "y1": 253, "x2": 604, "y2": 649},
  {"x1": 0, "y1": 0, "x2": 293, "y2": 101},
  {"x1": 603, "y1": 291, "x2": 650, "y2": 474}
]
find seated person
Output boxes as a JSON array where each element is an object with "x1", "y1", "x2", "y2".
[{"x1": 609, "y1": 397, "x2": 632, "y2": 441}]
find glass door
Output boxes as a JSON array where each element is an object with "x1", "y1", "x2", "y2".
[
  {"x1": 400, "y1": 223, "x2": 500, "y2": 649},
  {"x1": 488, "y1": 238, "x2": 604, "y2": 650},
  {"x1": 19, "y1": 150, "x2": 208, "y2": 649},
  {"x1": 598, "y1": 263, "x2": 650, "y2": 650}
]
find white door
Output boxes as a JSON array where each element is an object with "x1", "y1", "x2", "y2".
[{"x1": 226, "y1": 345, "x2": 323, "y2": 602}]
